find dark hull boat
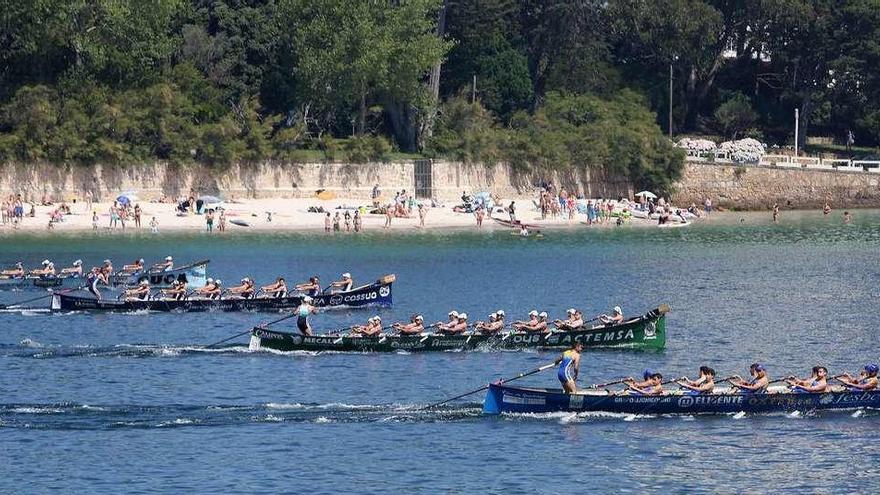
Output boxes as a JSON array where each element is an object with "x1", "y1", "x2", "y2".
[
  {"x1": 1, "y1": 259, "x2": 209, "y2": 290},
  {"x1": 483, "y1": 383, "x2": 880, "y2": 415},
  {"x1": 50, "y1": 276, "x2": 394, "y2": 312},
  {"x1": 249, "y1": 306, "x2": 667, "y2": 353}
]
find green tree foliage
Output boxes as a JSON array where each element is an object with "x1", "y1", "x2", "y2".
[{"x1": 713, "y1": 93, "x2": 758, "y2": 139}]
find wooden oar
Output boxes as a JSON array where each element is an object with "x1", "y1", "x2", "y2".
[
  {"x1": 0, "y1": 284, "x2": 87, "y2": 309},
  {"x1": 420, "y1": 360, "x2": 558, "y2": 410},
  {"x1": 590, "y1": 378, "x2": 629, "y2": 389}
]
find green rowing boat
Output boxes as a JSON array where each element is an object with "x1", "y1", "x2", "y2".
[{"x1": 249, "y1": 305, "x2": 667, "y2": 353}]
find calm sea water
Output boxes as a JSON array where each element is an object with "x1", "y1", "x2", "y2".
[{"x1": 1, "y1": 210, "x2": 879, "y2": 494}]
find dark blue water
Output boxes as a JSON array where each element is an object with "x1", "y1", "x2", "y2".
[{"x1": 2, "y1": 211, "x2": 879, "y2": 493}]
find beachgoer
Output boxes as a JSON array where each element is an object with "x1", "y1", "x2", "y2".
[
  {"x1": 772, "y1": 203, "x2": 779, "y2": 223},
  {"x1": 418, "y1": 203, "x2": 427, "y2": 228},
  {"x1": 324, "y1": 212, "x2": 332, "y2": 232},
  {"x1": 508, "y1": 201, "x2": 516, "y2": 222},
  {"x1": 353, "y1": 210, "x2": 362, "y2": 232},
  {"x1": 149, "y1": 217, "x2": 159, "y2": 233},
  {"x1": 333, "y1": 212, "x2": 341, "y2": 231},
  {"x1": 134, "y1": 204, "x2": 141, "y2": 228},
  {"x1": 843, "y1": 211, "x2": 852, "y2": 224},
  {"x1": 206, "y1": 209, "x2": 214, "y2": 232}
]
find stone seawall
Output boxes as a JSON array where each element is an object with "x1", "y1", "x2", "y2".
[
  {"x1": 672, "y1": 161, "x2": 880, "y2": 209},
  {"x1": 0, "y1": 161, "x2": 632, "y2": 202}
]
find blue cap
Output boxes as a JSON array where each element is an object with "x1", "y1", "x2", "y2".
[
  {"x1": 642, "y1": 369, "x2": 654, "y2": 380},
  {"x1": 751, "y1": 363, "x2": 765, "y2": 372},
  {"x1": 866, "y1": 364, "x2": 879, "y2": 374}
]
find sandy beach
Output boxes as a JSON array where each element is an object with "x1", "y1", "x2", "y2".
[{"x1": 0, "y1": 195, "x2": 672, "y2": 234}]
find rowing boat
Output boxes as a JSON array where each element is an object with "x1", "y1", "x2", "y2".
[
  {"x1": 492, "y1": 217, "x2": 540, "y2": 229},
  {"x1": 248, "y1": 306, "x2": 667, "y2": 353},
  {"x1": 0, "y1": 259, "x2": 209, "y2": 290},
  {"x1": 483, "y1": 383, "x2": 880, "y2": 415},
  {"x1": 50, "y1": 275, "x2": 394, "y2": 312}
]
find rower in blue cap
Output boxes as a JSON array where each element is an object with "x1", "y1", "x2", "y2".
[
  {"x1": 836, "y1": 364, "x2": 879, "y2": 391},
  {"x1": 623, "y1": 369, "x2": 664, "y2": 395},
  {"x1": 730, "y1": 363, "x2": 769, "y2": 393}
]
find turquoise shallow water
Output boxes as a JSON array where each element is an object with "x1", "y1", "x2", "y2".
[{"x1": 1, "y1": 211, "x2": 879, "y2": 493}]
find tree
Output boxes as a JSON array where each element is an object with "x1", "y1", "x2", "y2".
[{"x1": 713, "y1": 93, "x2": 758, "y2": 138}]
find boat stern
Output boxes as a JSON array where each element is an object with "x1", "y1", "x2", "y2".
[
  {"x1": 50, "y1": 294, "x2": 61, "y2": 311},
  {"x1": 482, "y1": 383, "x2": 504, "y2": 415}
]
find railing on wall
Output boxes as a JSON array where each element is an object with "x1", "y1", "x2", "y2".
[{"x1": 684, "y1": 152, "x2": 880, "y2": 172}]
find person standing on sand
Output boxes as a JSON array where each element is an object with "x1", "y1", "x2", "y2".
[
  {"x1": 772, "y1": 203, "x2": 779, "y2": 223},
  {"x1": 704, "y1": 198, "x2": 712, "y2": 215},
  {"x1": 92, "y1": 211, "x2": 99, "y2": 230},
  {"x1": 844, "y1": 211, "x2": 852, "y2": 224},
  {"x1": 333, "y1": 212, "x2": 341, "y2": 231},
  {"x1": 134, "y1": 204, "x2": 142, "y2": 228},
  {"x1": 85, "y1": 190, "x2": 93, "y2": 213},
  {"x1": 206, "y1": 209, "x2": 214, "y2": 232},
  {"x1": 109, "y1": 203, "x2": 118, "y2": 229},
  {"x1": 475, "y1": 205, "x2": 484, "y2": 227},
  {"x1": 324, "y1": 212, "x2": 332, "y2": 232},
  {"x1": 218, "y1": 209, "x2": 226, "y2": 232},
  {"x1": 418, "y1": 203, "x2": 427, "y2": 228},
  {"x1": 384, "y1": 204, "x2": 392, "y2": 229},
  {"x1": 354, "y1": 210, "x2": 362, "y2": 232},
  {"x1": 344, "y1": 210, "x2": 352, "y2": 232},
  {"x1": 508, "y1": 201, "x2": 516, "y2": 223},
  {"x1": 371, "y1": 183, "x2": 381, "y2": 207}
]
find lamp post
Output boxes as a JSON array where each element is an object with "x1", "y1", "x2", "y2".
[
  {"x1": 794, "y1": 108, "x2": 799, "y2": 157},
  {"x1": 669, "y1": 55, "x2": 678, "y2": 139}
]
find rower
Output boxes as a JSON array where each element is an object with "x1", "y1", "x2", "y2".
[
  {"x1": 474, "y1": 311, "x2": 504, "y2": 335},
  {"x1": 786, "y1": 366, "x2": 829, "y2": 393},
  {"x1": 152, "y1": 256, "x2": 174, "y2": 271},
  {"x1": 1, "y1": 262, "x2": 24, "y2": 278},
  {"x1": 87, "y1": 266, "x2": 109, "y2": 300},
  {"x1": 513, "y1": 311, "x2": 549, "y2": 333},
  {"x1": 676, "y1": 366, "x2": 716, "y2": 395},
  {"x1": 435, "y1": 311, "x2": 459, "y2": 332},
  {"x1": 261, "y1": 277, "x2": 288, "y2": 298},
  {"x1": 228, "y1": 277, "x2": 256, "y2": 299},
  {"x1": 328, "y1": 272, "x2": 354, "y2": 293},
  {"x1": 295, "y1": 296, "x2": 317, "y2": 336},
  {"x1": 730, "y1": 363, "x2": 769, "y2": 393},
  {"x1": 837, "y1": 364, "x2": 879, "y2": 391},
  {"x1": 554, "y1": 309, "x2": 584, "y2": 331},
  {"x1": 351, "y1": 316, "x2": 382, "y2": 337},
  {"x1": 394, "y1": 314, "x2": 424, "y2": 335},
  {"x1": 440, "y1": 313, "x2": 468, "y2": 335},
  {"x1": 101, "y1": 259, "x2": 114, "y2": 276},
  {"x1": 624, "y1": 370, "x2": 664, "y2": 396},
  {"x1": 599, "y1": 306, "x2": 624, "y2": 325},
  {"x1": 294, "y1": 276, "x2": 321, "y2": 297},
  {"x1": 124, "y1": 280, "x2": 151, "y2": 301},
  {"x1": 121, "y1": 258, "x2": 145, "y2": 273},
  {"x1": 196, "y1": 278, "x2": 222, "y2": 299},
  {"x1": 60, "y1": 260, "x2": 83, "y2": 276},
  {"x1": 161, "y1": 280, "x2": 188, "y2": 301},
  {"x1": 556, "y1": 341, "x2": 584, "y2": 394},
  {"x1": 30, "y1": 260, "x2": 55, "y2": 276}
]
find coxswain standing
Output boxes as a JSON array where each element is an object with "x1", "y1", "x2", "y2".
[
  {"x1": 295, "y1": 296, "x2": 317, "y2": 336},
  {"x1": 60, "y1": 260, "x2": 83, "y2": 276},
  {"x1": 294, "y1": 276, "x2": 321, "y2": 297},
  {"x1": 394, "y1": 315, "x2": 424, "y2": 335},
  {"x1": 87, "y1": 266, "x2": 109, "y2": 300},
  {"x1": 556, "y1": 341, "x2": 584, "y2": 394},
  {"x1": 730, "y1": 363, "x2": 769, "y2": 393},
  {"x1": 554, "y1": 309, "x2": 584, "y2": 331},
  {"x1": 161, "y1": 280, "x2": 188, "y2": 301},
  {"x1": 786, "y1": 366, "x2": 829, "y2": 393},
  {"x1": 837, "y1": 364, "x2": 879, "y2": 391},
  {"x1": 599, "y1": 306, "x2": 624, "y2": 325},
  {"x1": 227, "y1": 278, "x2": 255, "y2": 299},
  {"x1": 1, "y1": 262, "x2": 25, "y2": 278},
  {"x1": 196, "y1": 278, "x2": 222, "y2": 299},
  {"x1": 261, "y1": 277, "x2": 288, "y2": 298},
  {"x1": 676, "y1": 366, "x2": 716, "y2": 395},
  {"x1": 624, "y1": 370, "x2": 664, "y2": 396},
  {"x1": 124, "y1": 280, "x2": 151, "y2": 301}
]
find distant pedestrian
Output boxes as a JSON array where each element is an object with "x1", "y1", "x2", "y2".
[
  {"x1": 772, "y1": 203, "x2": 779, "y2": 223},
  {"x1": 418, "y1": 203, "x2": 427, "y2": 228},
  {"x1": 92, "y1": 211, "x2": 99, "y2": 231},
  {"x1": 218, "y1": 209, "x2": 226, "y2": 232},
  {"x1": 149, "y1": 216, "x2": 159, "y2": 233},
  {"x1": 324, "y1": 212, "x2": 332, "y2": 232},
  {"x1": 344, "y1": 210, "x2": 352, "y2": 232},
  {"x1": 384, "y1": 204, "x2": 392, "y2": 229},
  {"x1": 333, "y1": 212, "x2": 341, "y2": 231},
  {"x1": 823, "y1": 202, "x2": 831, "y2": 216},
  {"x1": 109, "y1": 203, "x2": 118, "y2": 229},
  {"x1": 475, "y1": 205, "x2": 484, "y2": 227},
  {"x1": 134, "y1": 204, "x2": 142, "y2": 228},
  {"x1": 354, "y1": 210, "x2": 363, "y2": 232},
  {"x1": 843, "y1": 211, "x2": 852, "y2": 224},
  {"x1": 704, "y1": 198, "x2": 712, "y2": 214},
  {"x1": 508, "y1": 201, "x2": 516, "y2": 223},
  {"x1": 206, "y1": 209, "x2": 214, "y2": 232},
  {"x1": 371, "y1": 183, "x2": 381, "y2": 207}
]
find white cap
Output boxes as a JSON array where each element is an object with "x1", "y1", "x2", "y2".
[
  {"x1": 613, "y1": 306, "x2": 622, "y2": 314},
  {"x1": 303, "y1": 296, "x2": 313, "y2": 303},
  {"x1": 539, "y1": 312, "x2": 548, "y2": 318},
  {"x1": 528, "y1": 310, "x2": 538, "y2": 317},
  {"x1": 459, "y1": 313, "x2": 468, "y2": 320},
  {"x1": 342, "y1": 272, "x2": 351, "y2": 278},
  {"x1": 207, "y1": 278, "x2": 214, "y2": 283},
  {"x1": 139, "y1": 280, "x2": 149, "y2": 286},
  {"x1": 449, "y1": 310, "x2": 459, "y2": 317},
  {"x1": 73, "y1": 260, "x2": 82, "y2": 266},
  {"x1": 368, "y1": 316, "x2": 376, "y2": 322},
  {"x1": 215, "y1": 279, "x2": 222, "y2": 285},
  {"x1": 165, "y1": 256, "x2": 173, "y2": 261},
  {"x1": 374, "y1": 315, "x2": 381, "y2": 321},
  {"x1": 241, "y1": 278, "x2": 248, "y2": 282},
  {"x1": 415, "y1": 315, "x2": 424, "y2": 321},
  {"x1": 103, "y1": 259, "x2": 111, "y2": 265},
  {"x1": 567, "y1": 308, "x2": 576, "y2": 315},
  {"x1": 496, "y1": 310, "x2": 505, "y2": 317},
  {"x1": 42, "y1": 260, "x2": 50, "y2": 265}
]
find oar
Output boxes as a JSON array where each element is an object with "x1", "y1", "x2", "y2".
[
  {"x1": 590, "y1": 378, "x2": 629, "y2": 389},
  {"x1": 204, "y1": 311, "x2": 298, "y2": 349},
  {"x1": 420, "y1": 360, "x2": 558, "y2": 410},
  {"x1": 0, "y1": 284, "x2": 86, "y2": 309}
]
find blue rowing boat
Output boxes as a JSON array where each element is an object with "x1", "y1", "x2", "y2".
[
  {"x1": 2, "y1": 259, "x2": 209, "y2": 290},
  {"x1": 483, "y1": 383, "x2": 880, "y2": 415}
]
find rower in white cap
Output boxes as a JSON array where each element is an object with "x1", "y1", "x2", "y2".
[
  {"x1": 513, "y1": 310, "x2": 549, "y2": 333},
  {"x1": 554, "y1": 308, "x2": 584, "y2": 331},
  {"x1": 61, "y1": 259, "x2": 83, "y2": 276},
  {"x1": 435, "y1": 310, "x2": 459, "y2": 332},
  {"x1": 394, "y1": 314, "x2": 425, "y2": 335},
  {"x1": 474, "y1": 311, "x2": 505, "y2": 335},
  {"x1": 329, "y1": 272, "x2": 353, "y2": 293},
  {"x1": 30, "y1": 259, "x2": 55, "y2": 276},
  {"x1": 153, "y1": 256, "x2": 174, "y2": 272},
  {"x1": 351, "y1": 315, "x2": 382, "y2": 337},
  {"x1": 599, "y1": 306, "x2": 624, "y2": 325},
  {"x1": 440, "y1": 312, "x2": 468, "y2": 335},
  {"x1": 124, "y1": 279, "x2": 151, "y2": 301}
]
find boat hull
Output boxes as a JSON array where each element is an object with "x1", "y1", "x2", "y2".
[
  {"x1": 2, "y1": 260, "x2": 209, "y2": 291},
  {"x1": 249, "y1": 308, "x2": 666, "y2": 352},
  {"x1": 483, "y1": 383, "x2": 880, "y2": 415},
  {"x1": 51, "y1": 281, "x2": 393, "y2": 312}
]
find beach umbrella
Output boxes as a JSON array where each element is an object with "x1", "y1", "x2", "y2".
[
  {"x1": 635, "y1": 191, "x2": 657, "y2": 199},
  {"x1": 116, "y1": 193, "x2": 138, "y2": 205},
  {"x1": 199, "y1": 195, "x2": 222, "y2": 204}
]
